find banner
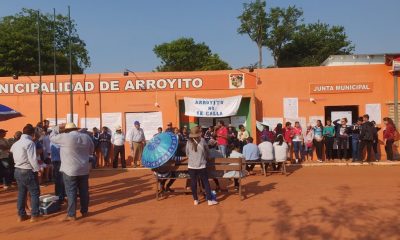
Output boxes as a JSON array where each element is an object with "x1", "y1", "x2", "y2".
[{"x1": 184, "y1": 95, "x2": 242, "y2": 117}]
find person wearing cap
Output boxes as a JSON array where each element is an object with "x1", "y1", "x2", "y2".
[
  {"x1": 0, "y1": 128, "x2": 12, "y2": 190},
  {"x1": 112, "y1": 126, "x2": 126, "y2": 168},
  {"x1": 165, "y1": 122, "x2": 174, "y2": 133},
  {"x1": 50, "y1": 123, "x2": 94, "y2": 221},
  {"x1": 186, "y1": 126, "x2": 218, "y2": 206},
  {"x1": 129, "y1": 121, "x2": 146, "y2": 167},
  {"x1": 10, "y1": 124, "x2": 41, "y2": 222}
]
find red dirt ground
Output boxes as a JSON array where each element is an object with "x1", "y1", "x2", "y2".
[{"x1": 1, "y1": 166, "x2": 399, "y2": 240}]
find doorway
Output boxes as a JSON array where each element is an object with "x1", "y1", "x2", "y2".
[{"x1": 325, "y1": 105, "x2": 359, "y2": 124}]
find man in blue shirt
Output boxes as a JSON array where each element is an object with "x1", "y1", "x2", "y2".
[
  {"x1": 51, "y1": 141, "x2": 65, "y2": 204},
  {"x1": 242, "y1": 137, "x2": 260, "y2": 173}
]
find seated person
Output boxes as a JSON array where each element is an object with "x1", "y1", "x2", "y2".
[
  {"x1": 273, "y1": 134, "x2": 288, "y2": 170},
  {"x1": 225, "y1": 142, "x2": 247, "y2": 191},
  {"x1": 242, "y1": 137, "x2": 260, "y2": 173},
  {"x1": 258, "y1": 138, "x2": 274, "y2": 170}
]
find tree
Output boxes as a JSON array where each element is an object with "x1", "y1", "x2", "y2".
[
  {"x1": 278, "y1": 22, "x2": 354, "y2": 67},
  {"x1": 153, "y1": 37, "x2": 230, "y2": 72},
  {"x1": 265, "y1": 6, "x2": 303, "y2": 67},
  {"x1": 237, "y1": 0, "x2": 268, "y2": 69},
  {"x1": 0, "y1": 8, "x2": 90, "y2": 77}
]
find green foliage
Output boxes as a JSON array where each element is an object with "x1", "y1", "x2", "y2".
[
  {"x1": 237, "y1": 0, "x2": 268, "y2": 68},
  {"x1": 153, "y1": 37, "x2": 230, "y2": 72},
  {"x1": 0, "y1": 8, "x2": 90, "y2": 77},
  {"x1": 265, "y1": 6, "x2": 303, "y2": 66},
  {"x1": 278, "y1": 22, "x2": 354, "y2": 67}
]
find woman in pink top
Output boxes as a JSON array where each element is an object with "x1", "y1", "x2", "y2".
[
  {"x1": 283, "y1": 122, "x2": 294, "y2": 160},
  {"x1": 216, "y1": 120, "x2": 228, "y2": 157}
]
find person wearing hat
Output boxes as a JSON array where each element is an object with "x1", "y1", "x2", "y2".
[
  {"x1": 128, "y1": 121, "x2": 146, "y2": 167},
  {"x1": 50, "y1": 123, "x2": 94, "y2": 221},
  {"x1": 10, "y1": 124, "x2": 41, "y2": 222},
  {"x1": 0, "y1": 128, "x2": 12, "y2": 190},
  {"x1": 186, "y1": 126, "x2": 218, "y2": 206},
  {"x1": 112, "y1": 126, "x2": 126, "y2": 168}
]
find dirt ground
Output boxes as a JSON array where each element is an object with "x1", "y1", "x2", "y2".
[{"x1": 0, "y1": 166, "x2": 399, "y2": 240}]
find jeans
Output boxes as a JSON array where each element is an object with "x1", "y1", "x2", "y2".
[
  {"x1": 14, "y1": 168, "x2": 40, "y2": 217},
  {"x1": 337, "y1": 137, "x2": 348, "y2": 159},
  {"x1": 360, "y1": 140, "x2": 373, "y2": 162},
  {"x1": 293, "y1": 141, "x2": 302, "y2": 160},
  {"x1": 52, "y1": 161, "x2": 65, "y2": 202},
  {"x1": 113, "y1": 145, "x2": 126, "y2": 168},
  {"x1": 324, "y1": 137, "x2": 334, "y2": 160},
  {"x1": 188, "y1": 168, "x2": 212, "y2": 201},
  {"x1": 218, "y1": 145, "x2": 227, "y2": 158},
  {"x1": 351, "y1": 136, "x2": 360, "y2": 161},
  {"x1": 385, "y1": 139, "x2": 394, "y2": 160},
  {"x1": 63, "y1": 173, "x2": 89, "y2": 217},
  {"x1": 0, "y1": 158, "x2": 11, "y2": 186},
  {"x1": 100, "y1": 145, "x2": 110, "y2": 164}
]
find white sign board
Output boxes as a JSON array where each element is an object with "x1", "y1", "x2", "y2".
[
  {"x1": 365, "y1": 104, "x2": 381, "y2": 124},
  {"x1": 47, "y1": 118, "x2": 66, "y2": 127},
  {"x1": 198, "y1": 118, "x2": 214, "y2": 128},
  {"x1": 102, "y1": 112, "x2": 122, "y2": 130},
  {"x1": 393, "y1": 59, "x2": 400, "y2": 72},
  {"x1": 80, "y1": 118, "x2": 100, "y2": 130},
  {"x1": 309, "y1": 116, "x2": 325, "y2": 127},
  {"x1": 184, "y1": 95, "x2": 242, "y2": 117},
  {"x1": 331, "y1": 111, "x2": 352, "y2": 124},
  {"x1": 216, "y1": 117, "x2": 231, "y2": 125},
  {"x1": 285, "y1": 117, "x2": 307, "y2": 129},
  {"x1": 126, "y1": 112, "x2": 163, "y2": 140},
  {"x1": 66, "y1": 113, "x2": 78, "y2": 125},
  {"x1": 283, "y1": 98, "x2": 298, "y2": 118},
  {"x1": 231, "y1": 116, "x2": 247, "y2": 128},
  {"x1": 262, "y1": 117, "x2": 283, "y2": 129}
]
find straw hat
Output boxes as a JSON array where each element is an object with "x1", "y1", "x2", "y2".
[
  {"x1": 62, "y1": 122, "x2": 79, "y2": 132},
  {"x1": 189, "y1": 126, "x2": 202, "y2": 138},
  {"x1": 115, "y1": 125, "x2": 122, "y2": 131}
]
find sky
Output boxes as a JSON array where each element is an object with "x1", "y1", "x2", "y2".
[{"x1": 0, "y1": 0, "x2": 399, "y2": 73}]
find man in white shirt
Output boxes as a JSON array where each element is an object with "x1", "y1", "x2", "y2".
[
  {"x1": 258, "y1": 139, "x2": 274, "y2": 172},
  {"x1": 129, "y1": 121, "x2": 145, "y2": 167},
  {"x1": 112, "y1": 126, "x2": 126, "y2": 168},
  {"x1": 10, "y1": 124, "x2": 41, "y2": 222}
]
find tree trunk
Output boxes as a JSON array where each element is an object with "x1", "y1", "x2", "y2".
[{"x1": 258, "y1": 44, "x2": 262, "y2": 69}]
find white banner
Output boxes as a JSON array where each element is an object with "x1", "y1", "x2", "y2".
[{"x1": 184, "y1": 95, "x2": 242, "y2": 117}]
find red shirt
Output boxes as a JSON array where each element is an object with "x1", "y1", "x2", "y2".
[
  {"x1": 284, "y1": 127, "x2": 294, "y2": 143},
  {"x1": 216, "y1": 127, "x2": 228, "y2": 146},
  {"x1": 383, "y1": 124, "x2": 396, "y2": 140}
]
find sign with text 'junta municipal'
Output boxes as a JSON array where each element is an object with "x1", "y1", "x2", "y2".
[
  {"x1": 310, "y1": 82, "x2": 373, "y2": 94},
  {"x1": 184, "y1": 95, "x2": 242, "y2": 117}
]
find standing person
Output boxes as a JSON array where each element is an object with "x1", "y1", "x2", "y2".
[
  {"x1": 0, "y1": 129, "x2": 11, "y2": 190},
  {"x1": 371, "y1": 121, "x2": 381, "y2": 161},
  {"x1": 260, "y1": 125, "x2": 275, "y2": 143},
  {"x1": 243, "y1": 137, "x2": 260, "y2": 173},
  {"x1": 334, "y1": 118, "x2": 350, "y2": 160},
  {"x1": 313, "y1": 120, "x2": 324, "y2": 162},
  {"x1": 323, "y1": 120, "x2": 335, "y2": 161},
  {"x1": 99, "y1": 127, "x2": 111, "y2": 167},
  {"x1": 10, "y1": 124, "x2": 41, "y2": 222},
  {"x1": 181, "y1": 126, "x2": 190, "y2": 142},
  {"x1": 112, "y1": 126, "x2": 126, "y2": 169},
  {"x1": 154, "y1": 127, "x2": 163, "y2": 137},
  {"x1": 92, "y1": 127, "x2": 100, "y2": 168},
  {"x1": 304, "y1": 124, "x2": 314, "y2": 162},
  {"x1": 350, "y1": 117, "x2": 363, "y2": 162},
  {"x1": 273, "y1": 134, "x2": 289, "y2": 170},
  {"x1": 50, "y1": 123, "x2": 94, "y2": 221},
  {"x1": 283, "y1": 122, "x2": 294, "y2": 160},
  {"x1": 165, "y1": 122, "x2": 174, "y2": 133},
  {"x1": 204, "y1": 126, "x2": 214, "y2": 143},
  {"x1": 216, "y1": 120, "x2": 228, "y2": 158},
  {"x1": 185, "y1": 126, "x2": 218, "y2": 206},
  {"x1": 237, "y1": 124, "x2": 250, "y2": 150},
  {"x1": 51, "y1": 142, "x2": 65, "y2": 204},
  {"x1": 292, "y1": 122, "x2": 303, "y2": 163},
  {"x1": 8, "y1": 131, "x2": 22, "y2": 185},
  {"x1": 274, "y1": 123, "x2": 284, "y2": 137},
  {"x1": 129, "y1": 121, "x2": 146, "y2": 168},
  {"x1": 383, "y1": 117, "x2": 396, "y2": 161},
  {"x1": 228, "y1": 125, "x2": 238, "y2": 145},
  {"x1": 359, "y1": 114, "x2": 375, "y2": 163}
]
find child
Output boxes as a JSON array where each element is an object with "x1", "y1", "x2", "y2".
[{"x1": 304, "y1": 124, "x2": 314, "y2": 162}]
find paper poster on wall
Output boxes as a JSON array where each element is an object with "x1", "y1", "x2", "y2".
[
  {"x1": 126, "y1": 112, "x2": 163, "y2": 140},
  {"x1": 285, "y1": 117, "x2": 307, "y2": 129},
  {"x1": 231, "y1": 116, "x2": 247, "y2": 128},
  {"x1": 365, "y1": 104, "x2": 381, "y2": 124},
  {"x1": 283, "y1": 98, "x2": 298, "y2": 118},
  {"x1": 262, "y1": 117, "x2": 283, "y2": 129},
  {"x1": 47, "y1": 118, "x2": 66, "y2": 127},
  {"x1": 66, "y1": 113, "x2": 78, "y2": 125},
  {"x1": 216, "y1": 117, "x2": 231, "y2": 125},
  {"x1": 198, "y1": 118, "x2": 214, "y2": 128},
  {"x1": 102, "y1": 112, "x2": 122, "y2": 130},
  {"x1": 80, "y1": 118, "x2": 100, "y2": 130},
  {"x1": 331, "y1": 111, "x2": 352, "y2": 125},
  {"x1": 309, "y1": 116, "x2": 325, "y2": 127}
]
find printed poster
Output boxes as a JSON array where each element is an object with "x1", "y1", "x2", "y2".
[
  {"x1": 125, "y1": 112, "x2": 163, "y2": 140},
  {"x1": 365, "y1": 104, "x2": 381, "y2": 124},
  {"x1": 262, "y1": 117, "x2": 283, "y2": 129},
  {"x1": 102, "y1": 112, "x2": 122, "y2": 130},
  {"x1": 283, "y1": 98, "x2": 298, "y2": 118}
]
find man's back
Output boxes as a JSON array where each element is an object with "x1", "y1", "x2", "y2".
[
  {"x1": 258, "y1": 141, "x2": 273, "y2": 161},
  {"x1": 243, "y1": 143, "x2": 260, "y2": 161}
]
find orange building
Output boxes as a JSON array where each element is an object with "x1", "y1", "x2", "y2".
[{"x1": 0, "y1": 58, "x2": 398, "y2": 160}]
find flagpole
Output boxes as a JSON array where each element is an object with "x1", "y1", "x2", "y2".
[
  {"x1": 68, "y1": 6, "x2": 73, "y2": 123},
  {"x1": 37, "y1": 10, "x2": 43, "y2": 123},
  {"x1": 53, "y1": 8, "x2": 58, "y2": 125}
]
